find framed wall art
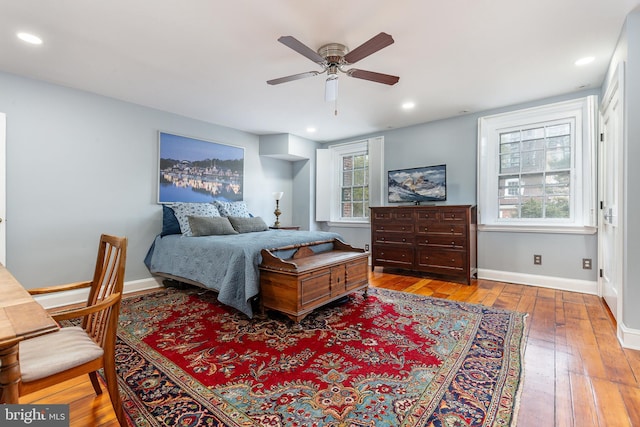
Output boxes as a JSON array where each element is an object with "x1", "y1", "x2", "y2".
[{"x1": 158, "y1": 132, "x2": 244, "y2": 203}]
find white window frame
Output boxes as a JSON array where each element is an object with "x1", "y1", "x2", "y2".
[
  {"x1": 316, "y1": 137, "x2": 384, "y2": 226},
  {"x1": 477, "y1": 96, "x2": 597, "y2": 234}
]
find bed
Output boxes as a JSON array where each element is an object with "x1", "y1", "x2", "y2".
[{"x1": 144, "y1": 205, "x2": 343, "y2": 318}]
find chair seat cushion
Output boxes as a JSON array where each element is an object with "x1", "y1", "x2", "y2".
[{"x1": 19, "y1": 326, "x2": 104, "y2": 382}]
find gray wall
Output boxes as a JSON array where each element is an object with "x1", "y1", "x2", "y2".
[
  {"x1": 324, "y1": 89, "x2": 600, "y2": 284},
  {"x1": 0, "y1": 71, "x2": 293, "y2": 288}
]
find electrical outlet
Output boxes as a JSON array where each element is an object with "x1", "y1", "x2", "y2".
[
  {"x1": 364, "y1": 244, "x2": 370, "y2": 251},
  {"x1": 534, "y1": 254, "x2": 542, "y2": 265},
  {"x1": 582, "y1": 258, "x2": 592, "y2": 269}
]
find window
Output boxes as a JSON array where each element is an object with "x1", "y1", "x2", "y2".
[
  {"x1": 478, "y1": 96, "x2": 597, "y2": 233},
  {"x1": 340, "y1": 151, "x2": 369, "y2": 219},
  {"x1": 316, "y1": 137, "x2": 384, "y2": 225}
]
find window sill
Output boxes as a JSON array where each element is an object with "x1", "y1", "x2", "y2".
[
  {"x1": 478, "y1": 224, "x2": 597, "y2": 235},
  {"x1": 326, "y1": 221, "x2": 371, "y2": 228}
]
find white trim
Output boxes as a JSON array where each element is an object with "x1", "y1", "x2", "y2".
[
  {"x1": 34, "y1": 277, "x2": 162, "y2": 310},
  {"x1": 326, "y1": 221, "x2": 370, "y2": 228},
  {"x1": 618, "y1": 323, "x2": 640, "y2": 350},
  {"x1": 478, "y1": 224, "x2": 597, "y2": 234},
  {"x1": 0, "y1": 112, "x2": 5, "y2": 266},
  {"x1": 478, "y1": 268, "x2": 597, "y2": 294}
]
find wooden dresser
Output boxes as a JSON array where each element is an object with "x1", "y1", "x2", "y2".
[{"x1": 370, "y1": 205, "x2": 477, "y2": 284}]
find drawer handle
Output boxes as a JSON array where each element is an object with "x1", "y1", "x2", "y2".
[
  {"x1": 451, "y1": 241, "x2": 455, "y2": 245},
  {"x1": 425, "y1": 240, "x2": 429, "y2": 243},
  {"x1": 451, "y1": 259, "x2": 455, "y2": 262},
  {"x1": 401, "y1": 227, "x2": 405, "y2": 231},
  {"x1": 450, "y1": 228, "x2": 454, "y2": 233},
  {"x1": 381, "y1": 237, "x2": 385, "y2": 241},
  {"x1": 424, "y1": 227, "x2": 428, "y2": 231},
  {"x1": 402, "y1": 238, "x2": 406, "y2": 242}
]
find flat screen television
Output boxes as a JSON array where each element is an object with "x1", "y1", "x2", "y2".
[{"x1": 388, "y1": 164, "x2": 447, "y2": 204}]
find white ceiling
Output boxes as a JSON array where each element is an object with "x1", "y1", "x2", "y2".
[{"x1": 1, "y1": 0, "x2": 638, "y2": 142}]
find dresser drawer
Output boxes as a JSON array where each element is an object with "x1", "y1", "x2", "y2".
[
  {"x1": 416, "y1": 235, "x2": 466, "y2": 249},
  {"x1": 415, "y1": 209, "x2": 440, "y2": 221},
  {"x1": 416, "y1": 249, "x2": 465, "y2": 271},
  {"x1": 371, "y1": 209, "x2": 414, "y2": 221},
  {"x1": 415, "y1": 222, "x2": 466, "y2": 236},
  {"x1": 372, "y1": 223, "x2": 415, "y2": 233},
  {"x1": 372, "y1": 246, "x2": 414, "y2": 267},
  {"x1": 440, "y1": 209, "x2": 468, "y2": 222},
  {"x1": 373, "y1": 232, "x2": 413, "y2": 245}
]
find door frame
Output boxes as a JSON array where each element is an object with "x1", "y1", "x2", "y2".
[
  {"x1": 0, "y1": 112, "x2": 5, "y2": 266},
  {"x1": 598, "y1": 64, "x2": 624, "y2": 328}
]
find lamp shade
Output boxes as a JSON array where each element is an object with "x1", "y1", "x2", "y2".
[
  {"x1": 325, "y1": 76, "x2": 338, "y2": 102},
  {"x1": 273, "y1": 191, "x2": 284, "y2": 201}
]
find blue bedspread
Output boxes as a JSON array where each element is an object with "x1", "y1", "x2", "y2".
[{"x1": 145, "y1": 230, "x2": 343, "y2": 318}]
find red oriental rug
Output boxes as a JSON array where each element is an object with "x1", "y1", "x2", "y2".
[{"x1": 115, "y1": 286, "x2": 526, "y2": 427}]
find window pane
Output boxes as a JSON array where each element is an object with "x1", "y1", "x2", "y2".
[
  {"x1": 547, "y1": 123, "x2": 571, "y2": 137},
  {"x1": 546, "y1": 147, "x2": 571, "y2": 170},
  {"x1": 521, "y1": 150, "x2": 544, "y2": 173},
  {"x1": 342, "y1": 171, "x2": 352, "y2": 186},
  {"x1": 500, "y1": 131, "x2": 521, "y2": 143},
  {"x1": 353, "y1": 169, "x2": 365, "y2": 186},
  {"x1": 341, "y1": 188, "x2": 352, "y2": 201},
  {"x1": 546, "y1": 171, "x2": 570, "y2": 185},
  {"x1": 342, "y1": 156, "x2": 353, "y2": 171},
  {"x1": 521, "y1": 197, "x2": 543, "y2": 218},
  {"x1": 498, "y1": 198, "x2": 519, "y2": 218},
  {"x1": 545, "y1": 196, "x2": 570, "y2": 218},
  {"x1": 499, "y1": 175, "x2": 521, "y2": 196},
  {"x1": 352, "y1": 202, "x2": 364, "y2": 217},
  {"x1": 521, "y1": 138, "x2": 544, "y2": 151},
  {"x1": 500, "y1": 141, "x2": 519, "y2": 154},
  {"x1": 353, "y1": 187, "x2": 364, "y2": 201},
  {"x1": 354, "y1": 154, "x2": 367, "y2": 169},
  {"x1": 522, "y1": 127, "x2": 545, "y2": 140},
  {"x1": 341, "y1": 203, "x2": 352, "y2": 217},
  {"x1": 500, "y1": 153, "x2": 520, "y2": 173}
]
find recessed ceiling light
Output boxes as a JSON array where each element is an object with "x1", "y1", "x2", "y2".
[
  {"x1": 402, "y1": 102, "x2": 415, "y2": 110},
  {"x1": 306, "y1": 127, "x2": 316, "y2": 133},
  {"x1": 575, "y1": 56, "x2": 594, "y2": 66},
  {"x1": 17, "y1": 32, "x2": 43, "y2": 45}
]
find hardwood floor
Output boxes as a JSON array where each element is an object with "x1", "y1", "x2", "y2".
[{"x1": 20, "y1": 269, "x2": 640, "y2": 426}]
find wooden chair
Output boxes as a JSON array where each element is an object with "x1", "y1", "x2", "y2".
[{"x1": 18, "y1": 234, "x2": 128, "y2": 426}]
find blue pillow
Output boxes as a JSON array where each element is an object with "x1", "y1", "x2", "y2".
[{"x1": 161, "y1": 205, "x2": 181, "y2": 236}]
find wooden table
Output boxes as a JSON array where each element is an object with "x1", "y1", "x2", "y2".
[{"x1": 0, "y1": 264, "x2": 59, "y2": 403}]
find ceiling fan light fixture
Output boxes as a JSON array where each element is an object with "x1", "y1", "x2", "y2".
[{"x1": 325, "y1": 75, "x2": 338, "y2": 102}]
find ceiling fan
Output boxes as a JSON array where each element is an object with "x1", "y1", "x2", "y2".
[{"x1": 267, "y1": 32, "x2": 400, "y2": 105}]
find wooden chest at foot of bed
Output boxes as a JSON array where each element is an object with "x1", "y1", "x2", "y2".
[{"x1": 259, "y1": 239, "x2": 369, "y2": 322}]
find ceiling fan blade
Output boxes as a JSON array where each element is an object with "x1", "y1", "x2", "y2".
[
  {"x1": 277, "y1": 36, "x2": 326, "y2": 65},
  {"x1": 267, "y1": 71, "x2": 320, "y2": 85},
  {"x1": 343, "y1": 32, "x2": 394, "y2": 64},
  {"x1": 347, "y1": 69, "x2": 399, "y2": 85}
]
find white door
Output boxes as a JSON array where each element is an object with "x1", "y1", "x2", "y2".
[
  {"x1": 0, "y1": 112, "x2": 5, "y2": 266},
  {"x1": 598, "y1": 65, "x2": 624, "y2": 322}
]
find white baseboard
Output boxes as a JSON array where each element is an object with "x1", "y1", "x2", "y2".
[
  {"x1": 478, "y1": 268, "x2": 597, "y2": 295},
  {"x1": 619, "y1": 323, "x2": 640, "y2": 350},
  {"x1": 33, "y1": 277, "x2": 162, "y2": 310}
]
